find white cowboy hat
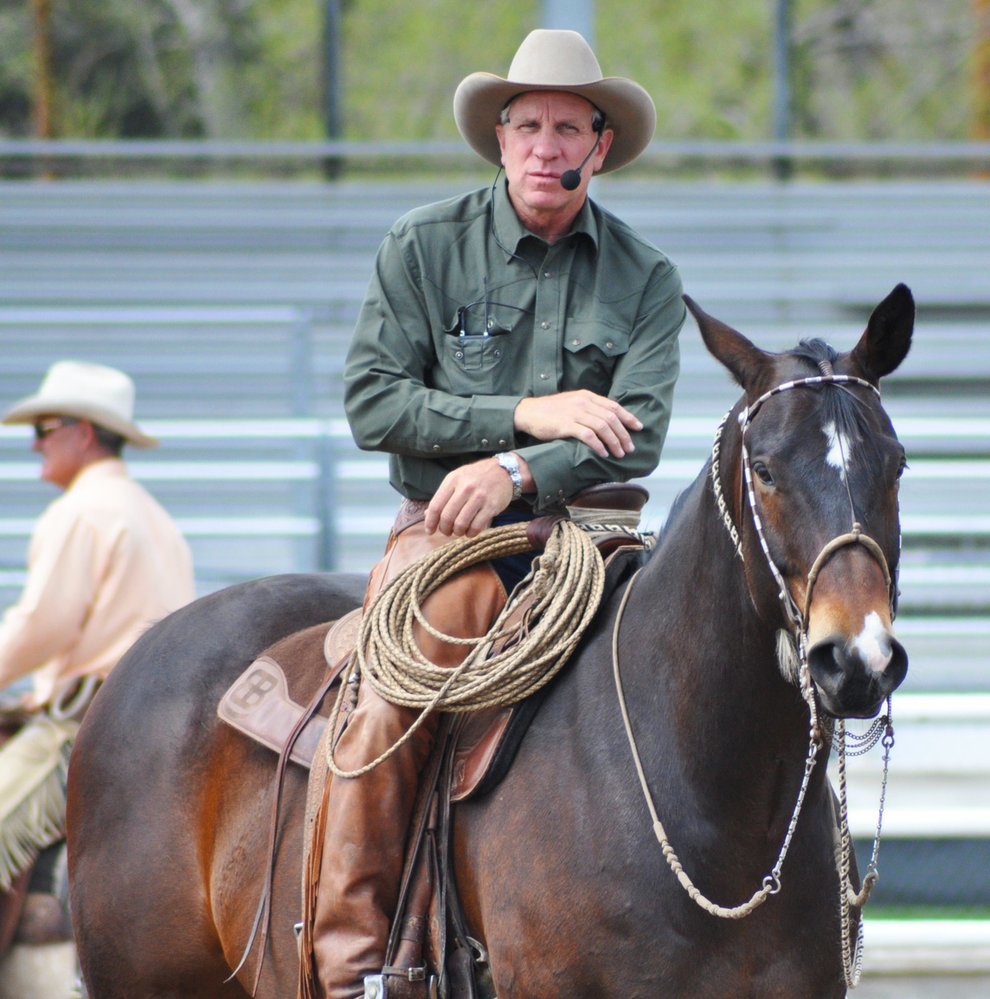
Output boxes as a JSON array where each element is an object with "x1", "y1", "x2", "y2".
[
  {"x1": 2, "y1": 360, "x2": 158, "y2": 448},
  {"x1": 453, "y1": 29, "x2": 656, "y2": 174}
]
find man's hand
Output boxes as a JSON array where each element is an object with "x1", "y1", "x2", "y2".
[
  {"x1": 425, "y1": 458, "x2": 523, "y2": 537},
  {"x1": 514, "y1": 390, "x2": 642, "y2": 458}
]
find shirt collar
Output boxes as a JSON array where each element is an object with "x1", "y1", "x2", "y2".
[
  {"x1": 69, "y1": 456, "x2": 129, "y2": 489},
  {"x1": 492, "y1": 178, "x2": 600, "y2": 261}
]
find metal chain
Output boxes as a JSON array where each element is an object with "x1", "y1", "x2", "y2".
[{"x1": 834, "y1": 700, "x2": 893, "y2": 988}]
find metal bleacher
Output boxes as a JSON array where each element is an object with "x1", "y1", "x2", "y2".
[{"x1": 1, "y1": 175, "x2": 990, "y2": 924}]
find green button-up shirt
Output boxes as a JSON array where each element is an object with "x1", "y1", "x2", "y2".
[{"x1": 344, "y1": 181, "x2": 685, "y2": 511}]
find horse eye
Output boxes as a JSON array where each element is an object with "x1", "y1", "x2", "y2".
[
  {"x1": 752, "y1": 461, "x2": 775, "y2": 486},
  {"x1": 896, "y1": 457, "x2": 908, "y2": 479}
]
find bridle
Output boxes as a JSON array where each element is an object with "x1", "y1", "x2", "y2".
[
  {"x1": 613, "y1": 367, "x2": 898, "y2": 988},
  {"x1": 729, "y1": 368, "x2": 898, "y2": 985},
  {"x1": 715, "y1": 367, "x2": 899, "y2": 638}
]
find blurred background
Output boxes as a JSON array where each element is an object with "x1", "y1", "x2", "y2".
[{"x1": 1, "y1": 1, "x2": 988, "y2": 995}]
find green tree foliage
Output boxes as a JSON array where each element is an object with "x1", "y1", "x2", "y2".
[
  {"x1": 0, "y1": 0, "x2": 316, "y2": 138},
  {"x1": 341, "y1": 1, "x2": 536, "y2": 141},
  {"x1": 0, "y1": 0, "x2": 978, "y2": 142}
]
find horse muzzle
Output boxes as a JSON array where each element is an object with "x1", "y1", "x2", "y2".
[{"x1": 807, "y1": 627, "x2": 908, "y2": 719}]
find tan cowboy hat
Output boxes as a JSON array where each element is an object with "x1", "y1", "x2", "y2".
[
  {"x1": 453, "y1": 29, "x2": 656, "y2": 174},
  {"x1": 2, "y1": 360, "x2": 158, "y2": 447}
]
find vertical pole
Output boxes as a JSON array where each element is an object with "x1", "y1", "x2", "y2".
[
  {"x1": 317, "y1": 430, "x2": 339, "y2": 572},
  {"x1": 974, "y1": 0, "x2": 990, "y2": 142},
  {"x1": 771, "y1": 0, "x2": 793, "y2": 181},
  {"x1": 30, "y1": 0, "x2": 54, "y2": 179},
  {"x1": 542, "y1": 0, "x2": 595, "y2": 46},
  {"x1": 31, "y1": 0, "x2": 52, "y2": 139},
  {"x1": 322, "y1": 0, "x2": 342, "y2": 179}
]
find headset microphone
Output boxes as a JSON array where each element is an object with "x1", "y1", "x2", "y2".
[{"x1": 560, "y1": 125, "x2": 604, "y2": 191}]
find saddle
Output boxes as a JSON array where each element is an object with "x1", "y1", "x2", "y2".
[
  {"x1": 219, "y1": 483, "x2": 653, "y2": 800},
  {"x1": 216, "y1": 485, "x2": 652, "y2": 995}
]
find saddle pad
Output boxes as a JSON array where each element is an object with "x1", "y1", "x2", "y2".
[
  {"x1": 216, "y1": 651, "x2": 521, "y2": 802},
  {"x1": 217, "y1": 656, "x2": 329, "y2": 769},
  {"x1": 217, "y1": 650, "x2": 518, "y2": 801}
]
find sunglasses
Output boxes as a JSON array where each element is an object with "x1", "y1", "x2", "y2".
[{"x1": 33, "y1": 417, "x2": 79, "y2": 441}]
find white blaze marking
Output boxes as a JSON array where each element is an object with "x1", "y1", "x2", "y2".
[
  {"x1": 852, "y1": 611, "x2": 892, "y2": 674},
  {"x1": 823, "y1": 421, "x2": 852, "y2": 480}
]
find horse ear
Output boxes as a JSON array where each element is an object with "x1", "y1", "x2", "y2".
[
  {"x1": 684, "y1": 294, "x2": 768, "y2": 389},
  {"x1": 849, "y1": 283, "x2": 914, "y2": 382}
]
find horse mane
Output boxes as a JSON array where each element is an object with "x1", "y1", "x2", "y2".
[{"x1": 655, "y1": 479, "x2": 695, "y2": 545}]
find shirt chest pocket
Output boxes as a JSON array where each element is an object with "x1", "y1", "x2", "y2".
[
  {"x1": 562, "y1": 321, "x2": 630, "y2": 390},
  {"x1": 438, "y1": 334, "x2": 508, "y2": 395}
]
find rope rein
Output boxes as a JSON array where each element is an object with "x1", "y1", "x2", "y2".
[
  {"x1": 611, "y1": 568, "x2": 823, "y2": 919},
  {"x1": 326, "y1": 519, "x2": 607, "y2": 779}
]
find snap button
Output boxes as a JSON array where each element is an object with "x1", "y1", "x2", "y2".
[{"x1": 540, "y1": 321, "x2": 550, "y2": 330}]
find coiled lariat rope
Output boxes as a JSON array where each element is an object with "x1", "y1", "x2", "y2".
[{"x1": 326, "y1": 518, "x2": 606, "y2": 779}]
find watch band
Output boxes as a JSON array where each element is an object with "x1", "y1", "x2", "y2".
[{"x1": 494, "y1": 451, "x2": 524, "y2": 500}]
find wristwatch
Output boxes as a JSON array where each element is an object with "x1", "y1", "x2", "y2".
[{"x1": 494, "y1": 451, "x2": 524, "y2": 500}]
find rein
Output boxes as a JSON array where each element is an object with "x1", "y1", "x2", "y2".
[
  {"x1": 612, "y1": 568, "x2": 822, "y2": 919},
  {"x1": 615, "y1": 371, "x2": 897, "y2": 988}
]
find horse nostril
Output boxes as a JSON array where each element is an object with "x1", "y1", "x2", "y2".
[
  {"x1": 808, "y1": 640, "x2": 845, "y2": 684},
  {"x1": 885, "y1": 637, "x2": 909, "y2": 689}
]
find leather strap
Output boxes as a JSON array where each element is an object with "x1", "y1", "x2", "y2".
[
  {"x1": 231, "y1": 655, "x2": 350, "y2": 993},
  {"x1": 383, "y1": 716, "x2": 454, "y2": 983}
]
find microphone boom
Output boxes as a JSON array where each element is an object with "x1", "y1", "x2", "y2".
[{"x1": 559, "y1": 128, "x2": 603, "y2": 191}]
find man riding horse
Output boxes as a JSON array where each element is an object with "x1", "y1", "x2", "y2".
[
  {"x1": 298, "y1": 29, "x2": 686, "y2": 999},
  {"x1": 0, "y1": 361, "x2": 195, "y2": 953}
]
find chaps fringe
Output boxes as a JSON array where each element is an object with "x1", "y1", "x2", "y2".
[{"x1": 0, "y1": 721, "x2": 75, "y2": 892}]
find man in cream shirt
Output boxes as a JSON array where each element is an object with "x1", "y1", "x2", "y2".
[{"x1": 0, "y1": 360, "x2": 195, "y2": 950}]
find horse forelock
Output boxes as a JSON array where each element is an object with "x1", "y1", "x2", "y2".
[{"x1": 782, "y1": 338, "x2": 890, "y2": 463}]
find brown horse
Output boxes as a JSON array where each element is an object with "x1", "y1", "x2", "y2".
[{"x1": 67, "y1": 285, "x2": 913, "y2": 998}]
